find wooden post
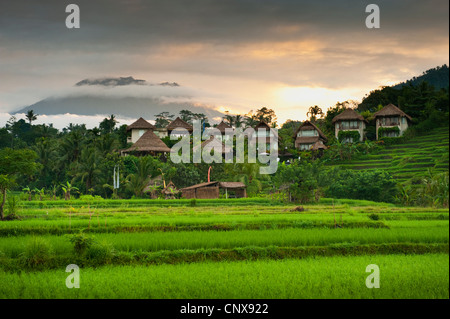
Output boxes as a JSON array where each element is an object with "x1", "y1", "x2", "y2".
[{"x1": 226, "y1": 188, "x2": 228, "y2": 199}]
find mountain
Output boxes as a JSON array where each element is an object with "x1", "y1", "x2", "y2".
[
  {"x1": 14, "y1": 95, "x2": 224, "y2": 122},
  {"x1": 392, "y1": 65, "x2": 449, "y2": 90}
]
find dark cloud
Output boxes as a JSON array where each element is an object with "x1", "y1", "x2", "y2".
[
  {"x1": 0, "y1": 0, "x2": 448, "y2": 122},
  {"x1": 75, "y1": 76, "x2": 146, "y2": 86}
]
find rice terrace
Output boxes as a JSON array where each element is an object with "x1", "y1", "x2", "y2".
[{"x1": 0, "y1": 0, "x2": 449, "y2": 305}]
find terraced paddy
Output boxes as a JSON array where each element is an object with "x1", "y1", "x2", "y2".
[
  {"x1": 330, "y1": 126, "x2": 449, "y2": 184},
  {"x1": 0, "y1": 199, "x2": 448, "y2": 299}
]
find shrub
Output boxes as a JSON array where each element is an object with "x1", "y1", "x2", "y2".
[
  {"x1": 22, "y1": 237, "x2": 52, "y2": 267},
  {"x1": 190, "y1": 199, "x2": 197, "y2": 207},
  {"x1": 324, "y1": 168, "x2": 397, "y2": 203},
  {"x1": 338, "y1": 130, "x2": 361, "y2": 143},
  {"x1": 68, "y1": 232, "x2": 96, "y2": 255},
  {"x1": 368, "y1": 213, "x2": 380, "y2": 221},
  {"x1": 6, "y1": 195, "x2": 20, "y2": 216},
  {"x1": 85, "y1": 240, "x2": 115, "y2": 265}
]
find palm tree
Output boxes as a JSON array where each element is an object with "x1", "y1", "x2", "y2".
[
  {"x1": 71, "y1": 147, "x2": 101, "y2": 192},
  {"x1": 223, "y1": 111, "x2": 235, "y2": 127},
  {"x1": 25, "y1": 110, "x2": 38, "y2": 125},
  {"x1": 307, "y1": 106, "x2": 324, "y2": 122},
  {"x1": 125, "y1": 156, "x2": 161, "y2": 198},
  {"x1": 234, "y1": 115, "x2": 243, "y2": 128}
]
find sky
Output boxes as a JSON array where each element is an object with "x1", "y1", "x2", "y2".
[{"x1": 0, "y1": 0, "x2": 448, "y2": 129}]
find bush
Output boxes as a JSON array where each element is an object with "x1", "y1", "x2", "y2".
[
  {"x1": 324, "y1": 168, "x2": 397, "y2": 203},
  {"x1": 6, "y1": 195, "x2": 20, "y2": 218},
  {"x1": 190, "y1": 199, "x2": 197, "y2": 207},
  {"x1": 22, "y1": 237, "x2": 52, "y2": 267},
  {"x1": 338, "y1": 130, "x2": 361, "y2": 143},
  {"x1": 68, "y1": 232, "x2": 95, "y2": 255},
  {"x1": 368, "y1": 213, "x2": 380, "y2": 221},
  {"x1": 85, "y1": 240, "x2": 115, "y2": 265}
]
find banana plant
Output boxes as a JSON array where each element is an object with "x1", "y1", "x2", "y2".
[
  {"x1": 61, "y1": 181, "x2": 79, "y2": 201},
  {"x1": 34, "y1": 187, "x2": 45, "y2": 201},
  {"x1": 22, "y1": 186, "x2": 34, "y2": 201}
]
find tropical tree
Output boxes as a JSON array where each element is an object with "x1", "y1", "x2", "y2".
[
  {"x1": 25, "y1": 110, "x2": 38, "y2": 125},
  {"x1": 99, "y1": 114, "x2": 118, "y2": 134},
  {"x1": 307, "y1": 105, "x2": 324, "y2": 122},
  {"x1": 22, "y1": 186, "x2": 34, "y2": 201},
  {"x1": 71, "y1": 148, "x2": 102, "y2": 192},
  {"x1": 155, "y1": 112, "x2": 174, "y2": 128},
  {"x1": 255, "y1": 107, "x2": 277, "y2": 125},
  {"x1": 61, "y1": 181, "x2": 79, "y2": 200},
  {"x1": 125, "y1": 156, "x2": 161, "y2": 198},
  {"x1": 0, "y1": 148, "x2": 38, "y2": 220}
]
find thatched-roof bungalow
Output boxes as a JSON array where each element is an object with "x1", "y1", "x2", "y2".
[
  {"x1": 253, "y1": 121, "x2": 279, "y2": 153},
  {"x1": 332, "y1": 109, "x2": 367, "y2": 143},
  {"x1": 293, "y1": 120, "x2": 328, "y2": 151},
  {"x1": 127, "y1": 117, "x2": 156, "y2": 143},
  {"x1": 214, "y1": 121, "x2": 234, "y2": 141},
  {"x1": 167, "y1": 117, "x2": 193, "y2": 137},
  {"x1": 181, "y1": 181, "x2": 247, "y2": 199},
  {"x1": 193, "y1": 136, "x2": 233, "y2": 157},
  {"x1": 122, "y1": 130, "x2": 171, "y2": 157},
  {"x1": 374, "y1": 104, "x2": 412, "y2": 139}
]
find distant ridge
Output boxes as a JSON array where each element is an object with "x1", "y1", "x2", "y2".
[{"x1": 393, "y1": 65, "x2": 449, "y2": 90}]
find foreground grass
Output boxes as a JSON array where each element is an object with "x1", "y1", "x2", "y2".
[{"x1": 0, "y1": 254, "x2": 447, "y2": 299}]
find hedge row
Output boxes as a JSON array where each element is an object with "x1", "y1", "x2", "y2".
[{"x1": 1, "y1": 243, "x2": 447, "y2": 271}]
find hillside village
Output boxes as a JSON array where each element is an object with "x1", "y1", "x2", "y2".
[{"x1": 0, "y1": 66, "x2": 448, "y2": 207}]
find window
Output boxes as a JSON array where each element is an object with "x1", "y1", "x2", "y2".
[
  {"x1": 255, "y1": 130, "x2": 273, "y2": 138},
  {"x1": 340, "y1": 121, "x2": 359, "y2": 130},
  {"x1": 299, "y1": 144, "x2": 312, "y2": 150},
  {"x1": 298, "y1": 130, "x2": 318, "y2": 137},
  {"x1": 382, "y1": 117, "x2": 400, "y2": 126}
]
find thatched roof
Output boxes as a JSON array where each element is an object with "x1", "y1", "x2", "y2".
[
  {"x1": 123, "y1": 130, "x2": 171, "y2": 153},
  {"x1": 254, "y1": 121, "x2": 280, "y2": 140},
  {"x1": 332, "y1": 109, "x2": 366, "y2": 123},
  {"x1": 216, "y1": 121, "x2": 232, "y2": 134},
  {"x1": 127, "y1": 117, "x2": 155, "y2": 131},
  {"x1": 295, "y1": 136, "x2": 321, "y2": 144},
  {"x1": 193, "y1": 136, "x2": 233, "y2": 155},
  {"x1": 182, "y1": 181, "x2": 246, "y2": 190},
  {"x1": 219, "y1": 182, "x2": 246, "y2": 189},
  {"x1": 374, "y1": 104, "x2": 412, "y2": 120},
  {"x1": 216, "y1": 121, "x2": 233, "y2": 134},
  {"x1": 167, "y1": 117, "x2": 193, "y2": 132},
  {"x1": 182, "y1": 181, "x2": 219, "y2": 190},
  {"x1": 312, "y1": 140, "x2": 328, "y2": 150},
  {"x1": 293, "y1": 120, "x2": 328, "y2": 142}
]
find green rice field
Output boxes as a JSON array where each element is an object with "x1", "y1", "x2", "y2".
[{"x1": 0, "y1": 198, "x2": 448, "y2": 299}]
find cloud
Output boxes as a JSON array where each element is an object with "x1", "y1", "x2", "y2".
[
  {"x1": 0, "y1": 0, "x2": 448, "y2": 126},
  {"x1": 75, "y1": 76, "x2": 147, "y2": 86}
]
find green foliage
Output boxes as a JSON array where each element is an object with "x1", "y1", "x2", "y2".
[
  {"x1": 324, "y1": 168, "x2": 397, "y2": 203},
  {"x1": 6, "y1": 195, "x2": 20, "y2": 217},
  {"x1": 378, "y1": 126, "x2": 400, "y2": 137},
  {"x1": 21, "y1": 237, "x2": 52, "y2": 268},
  {"x1": 396, "y1": 171, "x2": 449, "y2": 207},
  {"x1": 273, "y1": 161, "x2": 322, "y2": 203},
  {"x1": 68, "y1": 232, "x2": 96, "y2": 256},
  {"x1": 85, "y1": 240, "x2": 115, "y2": 265},
  {"x1": 338, "y1": 130, "x2": 361, "y2": 143},
  {"x1": 190, "y1": 199, "x2": 197, "y2": 207}
]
